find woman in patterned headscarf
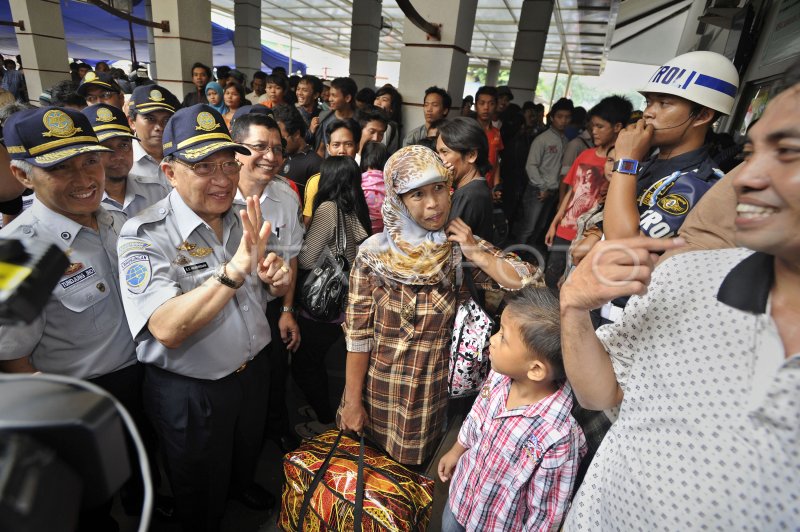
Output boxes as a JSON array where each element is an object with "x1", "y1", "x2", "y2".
[{"x1": 338, "y1": 145, "x2": 542, "y2": 466}]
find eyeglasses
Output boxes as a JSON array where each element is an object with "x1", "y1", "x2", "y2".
[
  {"x1": 174, "y1": 158, "x2": 242, "y2": 176},
  {"x1": 86, "y1": 91, "x2": 117, "y2": 104},
  {"x1": 241, "y1": 143, "x2": 284, "y2": 157}
]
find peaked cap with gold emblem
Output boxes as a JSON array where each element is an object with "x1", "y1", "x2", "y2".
[
  {"x1": 162, "y1": 104, "x2": 249, "y2": 162},
  {"x1": 128, "y1": 84, "x2": 180, "y2": 115},
  {"x1": 4, "y1": 106, "x2": 111, "y2": 168},
  {"x1": 76, "y1": 71, "x2": 122, "y2": 97},
  {"x1": 81, "y1": 103, "x2": 135, "y2": 142}
]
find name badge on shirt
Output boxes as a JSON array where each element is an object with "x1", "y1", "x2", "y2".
[
  {"x1": 60, "y1": 266, "x2": 96, "y2": 289},
  {"x1": 183, "y1": 262, "x2": 209, "y2": 273}
]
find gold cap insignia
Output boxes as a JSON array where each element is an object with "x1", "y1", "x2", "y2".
[
  {"x1": 42, "y1": 110, "x2": 81, "y2": 138},
  {"x1": 95, "y1": 107, "x2": 114, "y2": 123},
  {"x1": 195, "y1": 111, "x2": 219, "y2": 132},
  {"x1": 149, "y1": 89, "x2": 164, "y2": 102},
  {"x1": 84, "y1": 72, "x2": 97, "y2": 82}
]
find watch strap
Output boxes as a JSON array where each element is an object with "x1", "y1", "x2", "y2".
[{"x1": 213, "y1": 262, "x2": 244, "y2": 289}]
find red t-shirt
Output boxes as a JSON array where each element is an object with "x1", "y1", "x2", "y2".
[
  {"x1": 556, "y1": 148, "x2": 609, "y2": 241},
  {"x1": 485, "y1": 126, "x2": 504, "y2": 188}
]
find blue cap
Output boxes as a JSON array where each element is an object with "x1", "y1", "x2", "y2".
[
  {"x1": 162, "y1": 104, "x2": 249, "y2": 162},
  {"x1": 81, "y1": 103, "x2": 134, "y2": 142},
  {"x1": 4, "y1": 107, "x2": 111, "y2": 168},
  {"x1": 76, "y1": 71, "x2": 121, "y2": 97},
  {"x1": 129, "y1": 84, "x2": 180, "y2": 115}
]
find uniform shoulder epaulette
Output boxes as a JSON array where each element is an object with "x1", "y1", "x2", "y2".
[
  {"x1": 689, "y1": 156, "x2": 724, "y2": 182},
  {"x1": 100, "y1": 207, "x2": 128, "y2": 232},
  {"x1": 130, "y1": 172, "x2": 171, "y2": 194},
  {"x1": 0, "y1": 209, "x2": 40, "y2": 239},
  {"x1": 119, "y1": 197, "x2": 170, "y2": 236}
]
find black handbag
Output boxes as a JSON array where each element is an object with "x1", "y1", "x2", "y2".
[{"x1": 299, "y1": 207, "x2": 350, "y2": 321}]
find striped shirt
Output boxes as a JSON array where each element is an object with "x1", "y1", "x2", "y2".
[{"x1": 449, "y1": 372, "x2": 586, "y2": 531}]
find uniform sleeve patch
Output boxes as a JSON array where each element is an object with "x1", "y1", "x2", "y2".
[
  {"x1": 657, "y1": 193, "x2": 690, "y2": 215},
  {"x1": 119, "y1": 239, "x2": 152, "y2": 256},
  {"x1": 122, "y1": 253, "x2": 151, "y2": 294}
]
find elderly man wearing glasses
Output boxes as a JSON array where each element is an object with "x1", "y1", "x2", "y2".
[{"x1": 117, "y1": 104, "x2": 291, "y2": 531}]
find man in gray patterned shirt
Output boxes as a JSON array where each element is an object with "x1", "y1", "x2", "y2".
[{"x1": 560, "y1": 77, "x2": 799, "y2": 530}]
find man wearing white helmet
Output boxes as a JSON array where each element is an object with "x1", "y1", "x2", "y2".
[{"x1": 601, "y1": 51, "x2": 739, "y2": 242}]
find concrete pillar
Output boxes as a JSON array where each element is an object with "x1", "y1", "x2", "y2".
[
  {"x1": 234, "y1": 0, "x2": 262, "y2": 80},
  {"x1": 9, "y1": 0, "x2": 70, "y2": 105},
  {"x1": 145, "y1": 0, "x2": 157, "y2": 81},
  {"x1": 486, "y1": 59, "x2": 500, "y2": 86},
  {"x1": 349, "y1": 0, "x2": 382, "y2": 90},
  {"x1": 397, "y1": 0, "x2": 479, "y2": 132},
  {"x1": 150, "y1": 0, "x2": 213, "y2": 101},
  {"x1": 507, "y1": 0, "x2": 555, "y2": 103}
]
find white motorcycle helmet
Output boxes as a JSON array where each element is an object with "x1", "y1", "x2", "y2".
[{"x1": 639, "y1": 51, "x2": 739, "y2": 115}]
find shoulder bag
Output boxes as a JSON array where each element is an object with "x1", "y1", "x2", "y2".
[
  {"x1": 299, "y1": 206, "x2": 350, "y2": 321},
  {"x1": 448, "y1": 266, "x2": 496, "y2": 397}
]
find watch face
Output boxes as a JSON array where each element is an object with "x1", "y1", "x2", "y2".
[{"x1": 618, "y1": 159, "x2": 638, "y2": 173}]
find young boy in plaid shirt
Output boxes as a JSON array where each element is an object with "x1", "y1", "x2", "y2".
[{"x1": 438, "y1": 287, "x2": 586, "y2": 531}]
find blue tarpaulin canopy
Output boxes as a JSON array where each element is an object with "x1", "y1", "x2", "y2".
[{"x1": 0, "y1": 0, "x2": 305, "y2": 74}]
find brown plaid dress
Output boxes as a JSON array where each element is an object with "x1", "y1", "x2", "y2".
[{"x1": 339, "y1": 240, "x2": 541, "y2": 465}]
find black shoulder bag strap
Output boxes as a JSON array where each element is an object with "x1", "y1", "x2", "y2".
[
  {"x1": 463, "y1": 263, "x2": 487, "y2": 310},
  {"x1": 333, "y1": 205, "x2": 348, "y2": 258}
]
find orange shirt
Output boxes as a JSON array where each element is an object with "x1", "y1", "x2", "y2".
[{"x1": 485, "y1": 125, "x2": 504, "y2": 188}]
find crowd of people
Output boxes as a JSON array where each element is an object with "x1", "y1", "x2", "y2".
[{"x1": 0, "y1": 46, "x2": 797, "y2": 532}]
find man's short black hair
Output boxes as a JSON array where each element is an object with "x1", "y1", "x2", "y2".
[
  {"x1": 424, "y1": 86, "x2": 452, "y2": 110},
  {"x1": 272, "y1": 66, "x2": 287, "y2": 77},
  {"x1": 330, "y1": 77, "x2": 358, "y2": 108},
  {"x1": 49, "y1": 80, "x2": 86, "y2": 108},
  {"x1": 252, "y1": 71, "x2": 267, "y2": 81},
  {"x1": 299, "y1": 75, "x2": 322, "y2": 95},
  {"x1": 571, "y1": 106, "x2": 588, "y2": 126},
  {"x1": 265, "y1": 74, "x2": 288, "y2": 92},
  {"x1": 589, "y1": 96, "x2": 633, "y2": 127},
  {"x1": 550, "y1": 97, "x2": 574, "y2": 115},
  {"x1": 326, "y1": 118, "x2": 361, "y2": 148},
  {"x1": 475, "y1": 86, "x2": 498, "y2": 102},
  {"x1": 190, "y1": 62, "x2": 212, "y2": 79},
  {"x1": 216, "y1": 65, "x2": 231, "y2": 79},
  {"x1": 230, "y1": 113, "x2": 286, "y2": 149},
  {"x1": 356, "y1": 105, "x2": 389, "y2": 129},
  {"x1": 272, "y1": 103, "x2": 307, "y2": 137},
  {"x1": 356, "y1": 87, "x2": 376, "y2": 105}
]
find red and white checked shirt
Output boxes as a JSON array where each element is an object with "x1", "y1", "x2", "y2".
[{"x1": 449, "y1": 372, "x2": 586, "y2": 531}]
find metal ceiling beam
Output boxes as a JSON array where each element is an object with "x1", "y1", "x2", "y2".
[{"x1": 395, "y1": 0, "x2": 441, "y2": 40}]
